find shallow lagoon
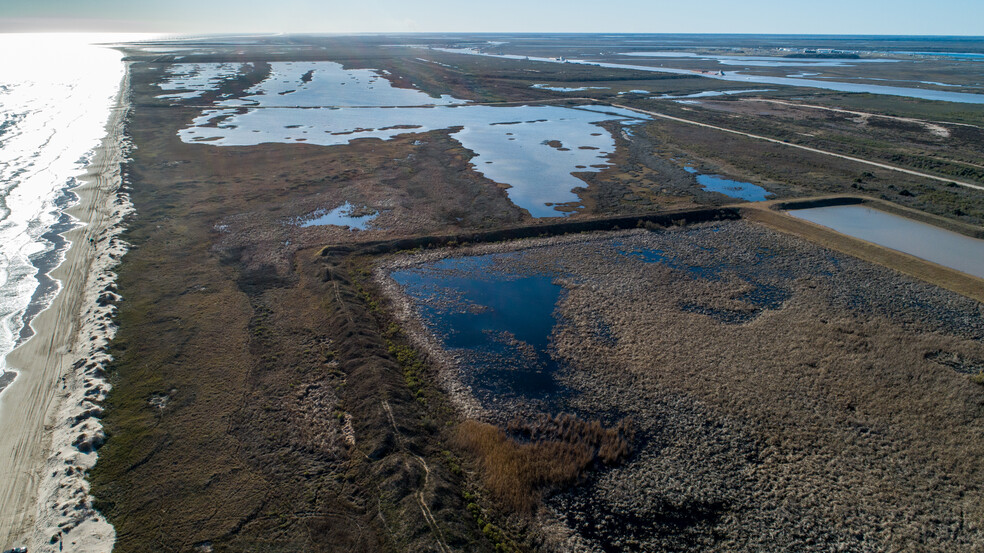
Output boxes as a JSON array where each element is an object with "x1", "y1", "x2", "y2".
[
  {"x1": 598, "y1": 61, "x2": 984, "y2": 104},
  {"x1": 652, "y1": 88, "x2": 772, "y2": 99},
  {"x1": 180, "y1": 103, "x2": 644, "y2": 217},
  {"x1": 221, "y1": 61, "x2": 465, "y2": 107},
  {"x1": 433, "y1": 47, "x2": 984, "y2": 104},
  {"x1": 788, "y1": 205, "x2": 984, "y2": 279},
  {"x1": 532, "y1": 84, "x2": 609, "y2": 92},
  {"x1": 155, "y1": 63, "x2": 247, "y2": 100},
  {"x1": 619, "y1": 52, "x2": 900, "y2": 68},
  {"x1": 893, "y1": 51, "x2": 984, "y2": 60},
  {"x1": 696, "y1": 174, "x2": 770, "y2": 201},
  {"x1": 169, "y1": 62, "x2": 647, "y2": 217}
]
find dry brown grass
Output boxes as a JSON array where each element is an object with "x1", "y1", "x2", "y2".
[
  {"x1": 454, "y1": 414, "x2": 634, "y2": 512},
  {"x1": 537, "y1": 223, "x2": 984, "y2": 551}
]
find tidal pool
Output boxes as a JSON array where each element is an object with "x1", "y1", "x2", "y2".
[
  {"x1": 296, "y1": 202, "x2": 377, "y2": 229},
  {"x1": 788, "y1": 205, "x2": 984, "y2": 278}
]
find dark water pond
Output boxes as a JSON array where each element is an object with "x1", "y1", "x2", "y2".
[{"x1": 392, "y1": 254, "x2": 566, "y2": 407}]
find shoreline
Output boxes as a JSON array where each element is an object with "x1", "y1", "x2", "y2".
[{"x1": 0, "y1": 63, "x2": 131, "y2": 552}]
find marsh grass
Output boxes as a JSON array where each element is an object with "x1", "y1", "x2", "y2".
[{"x1": 455, "y1": 414, "x2": 634, "y2": 512}]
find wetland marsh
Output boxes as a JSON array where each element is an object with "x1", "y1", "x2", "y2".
[
  {"x1": 385, "y1": 220, "x2": 984, "y2": 552},
  {"x1": 165, "y1": 60, "x2": 648, "y2": 217},
  {"x1": 73, "y1": 33, "x2": 984, "y2": 553}
]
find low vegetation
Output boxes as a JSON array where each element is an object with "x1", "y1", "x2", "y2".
[
  {"x1": 454, "y1": 414, "x2": 634, "y2": 513},
  {"x1": 94, "y1": 33, "x2": 984, "y2": 553}
]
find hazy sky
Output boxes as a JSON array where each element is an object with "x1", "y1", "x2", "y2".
[{"x1": 1, "y1": 0, "x2": 982, "y2": 35}]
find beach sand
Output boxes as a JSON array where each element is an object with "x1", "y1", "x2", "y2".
[{"x1": 0, "y1": 65, "x2": 131, "y2": 552}]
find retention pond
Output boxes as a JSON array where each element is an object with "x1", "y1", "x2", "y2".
[
  {"x1": 391, "y1": 254, "x2": 566, "y2": 411},
  {"x1": 787, "y1": 205, "x2": 984, "y2": 279}
]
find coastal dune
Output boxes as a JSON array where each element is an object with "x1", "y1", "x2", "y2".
[{"x1": 0, "y1": 68, "x2": 130, "y2": 552}]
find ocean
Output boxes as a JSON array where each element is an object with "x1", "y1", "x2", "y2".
[{"x1": 0, "y1": 34, "x2": 130, "y2": 395}]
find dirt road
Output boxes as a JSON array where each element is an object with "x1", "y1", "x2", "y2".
[{"x1": 610, "y1": 102, "x2": 984, "y2": 192}]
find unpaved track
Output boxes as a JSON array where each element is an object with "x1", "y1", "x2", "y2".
[
  {"x1": 741, "y1": 98, "x2": 984, "y2": 130},
  {"x1": 610, "y1": 103, "x2": 984, "y2": 192},
  {"x1": 0, "y1": 73, "x2": 128, "y2": 549},
  {"x1": 381, "y1": 400, "x2": 451, "y2": 553}
]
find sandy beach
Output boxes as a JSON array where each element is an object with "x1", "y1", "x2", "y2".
[{"x1": 0, "y1": 65, "x2": 131, "y2": 552}]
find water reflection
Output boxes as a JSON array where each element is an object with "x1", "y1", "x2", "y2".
[
  {"x1": 432, "y1": 47, "x2": 984, "y2": 104},
  {"x1": 180, "y1": 104, "x2": 645, "y2": 217},
  {"x1": 683, "y1": 167, "x2": 771, "y2": 201},
  {"x1": 392, "y1": 255, "x2": 566, "y2": 408},
  {"x1": 296, "y1": 202, "x2": 377, "y2": 229}
]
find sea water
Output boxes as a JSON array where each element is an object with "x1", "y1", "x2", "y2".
[{"x1": 0, "y1": 34, "x2": 129, "y2": 394}]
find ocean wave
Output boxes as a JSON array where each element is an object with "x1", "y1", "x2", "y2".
[{"x1": 0, "y1": 34, "x2": 126, "y2": 388}]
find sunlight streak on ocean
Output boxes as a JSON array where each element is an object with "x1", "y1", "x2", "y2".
[{"x1": 0, "y1": 34, "x2": 141, "y2": 387}]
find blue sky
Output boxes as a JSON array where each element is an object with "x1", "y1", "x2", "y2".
[{"x1": 1, "y1": 0, "x2": 982, "y2": 35}]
